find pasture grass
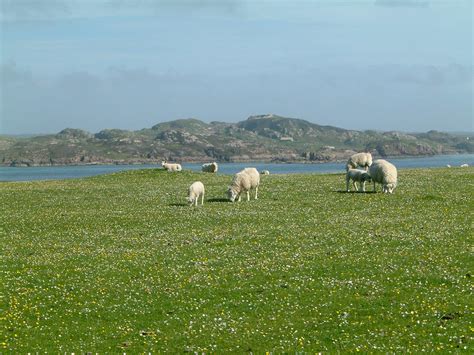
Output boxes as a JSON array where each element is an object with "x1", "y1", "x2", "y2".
[{"x1": 1, "y1": 167, "x2": 473, "y2": 352}]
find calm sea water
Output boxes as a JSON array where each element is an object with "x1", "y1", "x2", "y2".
[{"x1": 0, "y1": 154, "x2": 472, "y2": 182}]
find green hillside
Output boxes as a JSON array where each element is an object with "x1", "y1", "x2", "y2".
[{"x1": 1, "y1": 114, "x2": 472, "y2": 166}]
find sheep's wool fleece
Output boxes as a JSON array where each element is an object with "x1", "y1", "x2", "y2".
[
  {"x1": 369, "y1": 159, "x2": 397, "y2": 185},
  {"x1": 231, "y1": 168, "x2": 260, "y2": 192},
  {"x1": 347, "y1": 152, "x2": 372, "y2": 170}
]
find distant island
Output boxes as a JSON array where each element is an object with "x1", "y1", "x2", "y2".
[{"x1": 1, "y1": 114, "x2": 472, "y2": 167}]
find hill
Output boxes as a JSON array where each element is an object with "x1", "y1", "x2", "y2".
[{"x1": 1, "y1": 114, "x2": 472, "y2": 166}]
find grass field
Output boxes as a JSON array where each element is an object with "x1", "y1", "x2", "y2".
[{"x1": 1, "y1": 167, "x2": 472, "y2": 352}]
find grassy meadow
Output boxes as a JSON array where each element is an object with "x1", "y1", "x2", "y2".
[{"x1": 1, "y1": 167, "x2": 473, "y2": 352}]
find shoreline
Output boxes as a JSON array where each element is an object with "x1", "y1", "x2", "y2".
[{"x1": 2, "y1": 152, "x2": 472, "y2": 168}]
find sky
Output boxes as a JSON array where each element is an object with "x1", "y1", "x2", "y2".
[{"x1": 0, "y1": 0, "x2": 472, "y2": 135}]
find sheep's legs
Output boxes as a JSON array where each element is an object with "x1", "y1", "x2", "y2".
[
  {"x1": 246, "y1": 191, "x2": 250, "y2": 201},
  {"x1": 201, "y1": 192, "x2": 204, "y2": 205},
  {"x1": 361, "y1": 182, "x2": 366, "y2": 192},
  {"x1": 194, "y1": 197, "x2": 198, "y2": 207},
  {"x1": 353, "y1": 181, "x2": 359, "y2": 192},
  {"x1": 255, "y1": 186, "x2": 258, "y2": 200}
]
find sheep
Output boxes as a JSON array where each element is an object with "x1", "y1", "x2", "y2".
[
  {"x1": 446, "y1": 164, "x2": 451, "y2": 168},
  {"x1": 369, "y1": 159, "x2": 398, "y2": 194},
  {"x1": 227, "y1": 167, "x2": 260, "y2": 202},
  {"x1": 260, "y1": 170, "x2": 270, "y2": 175},
  {"x1": 346, "y1": 169, "x2": 372, "y2": 192},
  {"x1": 161, "y1": 161, "x2": 182, "y2": 172},
  {"x1": 346, "y1": 152, "x2": 373, "y2": 172},
  {"x1": 201, "y1": 162, "x2": 218, "y2": 173},
  {"x1": 460, "y1": 163, "x2": 469, "y2": 168},
  {"x1": 187, "y1": 181, "x2": 205, "y2": 206}
]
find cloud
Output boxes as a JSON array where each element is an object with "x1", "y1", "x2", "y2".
[
  {"x1": 0, "y1": 0, "x2": 70, "y2": 21},
  {"x1": 0, "y1": 0, "x2": 245, "y2": 22},
  {"x1": 1, "y1": 63, "x2": 472, "y2": 134},
  {"x1": 0, "y1": 62, "x2": 33, "y2": 84},
  {"x1": 0, "y1": 64, "x2": 207, "y2": 134},
  {"x1": 391, "y1": 64, "x2": 473, "y2": 86},
  {"x1": 104, "y1": 0, "x2": 245, "y2": 18},
  {"x1": 374, "y1": 0, "x2": 430, "y2": 7}
]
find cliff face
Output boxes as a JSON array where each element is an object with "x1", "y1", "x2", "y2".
[{"x1": 1, "y1": 115, "x2": 472, "y2": 166}]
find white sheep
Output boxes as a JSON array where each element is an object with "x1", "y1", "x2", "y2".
[
  {"x1": 187, "y1": 181, "x2": 205, "y2": 206},
  {"x1": 369, "y1": 159, "x2": 398, "y2": 194},
  {"x1": 460, "y1": 163, "x2": 469, "y2": 168},
  {"x1": 346, "y1": 152, "x2": 373, "y2": 171},
  {"x1": 227, "y1": 167, "x2": 260, "y2": 202},
  {"x1": 201, "y1": 162, "x2": 218, "y2": 173},
  {"x1": 346, "y1": 169, "x2": 372, "y2": 192},
  {"x1": 260, "y1": 170, "x2": 270, "y2": 175},
  {"x1": 446, "y1": 164, "x2": 451, "y2": 168},
  {"x1": 161, "y1": 161, "x2": 182, "y2": 172}
]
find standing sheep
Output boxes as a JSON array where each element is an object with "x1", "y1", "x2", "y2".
[
  {"x1": 201, "y1": 162, "x2": 218, "y2": 173},
  {"x1": 261, "y1": 170, "x2": 270, "y2": 175},
  {"x1": 369, "y1": 159, "x2": 398, "y2": 194},
  {"x1": 227, "y1": 168, "x2": 260, "y2": 202},
  {"x1": 161, "y1": 161, "x2": 182, "y2": 172},
  {"x1": 187, "y1": 181, "x2": 205, "y2": 206},
  {"x1": 346, "y1": 152, "x2": 373, "y2": 171},
  {"x1": 346, "y1": 169, "x2": 372, "y2": 192}
]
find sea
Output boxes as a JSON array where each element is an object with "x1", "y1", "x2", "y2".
[{"x1": 0, "y1": 154, "x2": 472, "y2": 182}]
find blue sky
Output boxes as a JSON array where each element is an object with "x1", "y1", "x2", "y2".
[{"x1": 0, "y1": 0, "x2": 472, "y2": 134}]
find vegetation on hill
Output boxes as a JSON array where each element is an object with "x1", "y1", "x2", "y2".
[
  {"x1": 1, "y1": 167, "x2": 472, "y2": 352},
  {"x1": 1, "y1": 114, "x2": 472, "y2": 166}
]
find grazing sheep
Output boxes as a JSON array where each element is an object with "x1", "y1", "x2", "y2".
[
  {"x1": 227, "y1": 168, "x2": 260, "y2": 202},
  {"x1": 260, "y1": 170, "x2": 270, "y2": 175},
  {"x1": 369, "y1": 159, "x2": 398, "y2": 194},
  {"x1": 446, "y1": 164, "x2": 451, "y2": 168},
  {"x1": 161, "y1": 161, "x2": 182, "y2": 172},
  {"x1": 346, "y1": 152, "x2": 373, "y2": 171},
  {"x1": 187, "y1": 181, "x2": 205, "y2": 206},
  {"x1": 201, "y1": 162, "x2": 218, "y2": 173},
  {"x1": 346, "y1": 169, "x2": 372, "y2": 192},
  {"x1": 460, "y1": 163, "x2": 469, "y2": 168}
]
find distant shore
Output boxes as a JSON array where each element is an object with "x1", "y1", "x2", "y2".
[{"x1": 2, "y1": 152, "x2": 472, "y2": 168}]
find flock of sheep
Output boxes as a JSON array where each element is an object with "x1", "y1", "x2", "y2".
[
  {"x1": 161, "y1": 152, "x2": 401, "y2": 207},
  {"x1": 345, "y1": 152, "x2": 398, "y2": 194},
  {"x1": 161, "y1": 160, "x2": 261, "y2": 206}
]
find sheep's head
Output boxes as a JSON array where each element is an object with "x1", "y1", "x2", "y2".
[
  {"x1": 161, "y1": 161, "x2": 166, "y2": 167},
  {"x1": 362, "y1": 173, "x2": 372, "y2": 182},
  {"x1": 227, "y1": 187, "x2": 238, "y2": 202},
  {"x1": 186, "y1": 196, "x2": 194, "y2": 205},
  {"x1": 386, "y1": 182, "x2": 397, "y2": 194}
]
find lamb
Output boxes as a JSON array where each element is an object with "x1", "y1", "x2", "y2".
[
  {"x1": 161, "y1": 161, "x2": 182, "y2": 172},
  {"x1": 368, "y1": 159, "x2": 398, "y2": 194},
  {"x1": 346, "y1": 169, "x2": 372, "y2": 192},
  {"x1": 260, "y1": 170, "x2": 270, "y2": 175},
  {"x1": 346, "y1": 152, "x2": 373, "y2": 171},
  {"x1": 201, "y1": 162, "x2": 218, "y2": 173},
  {"x1": 227, "y1": 167, "x2": 260, "y2": 202},
  {"x1": 187, "y1": 181, "x2": 205, "y2": 206}
]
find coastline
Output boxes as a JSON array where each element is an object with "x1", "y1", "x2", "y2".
[{"x1": 3, "y1": 152, "x2": 472, "y2": 168}]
